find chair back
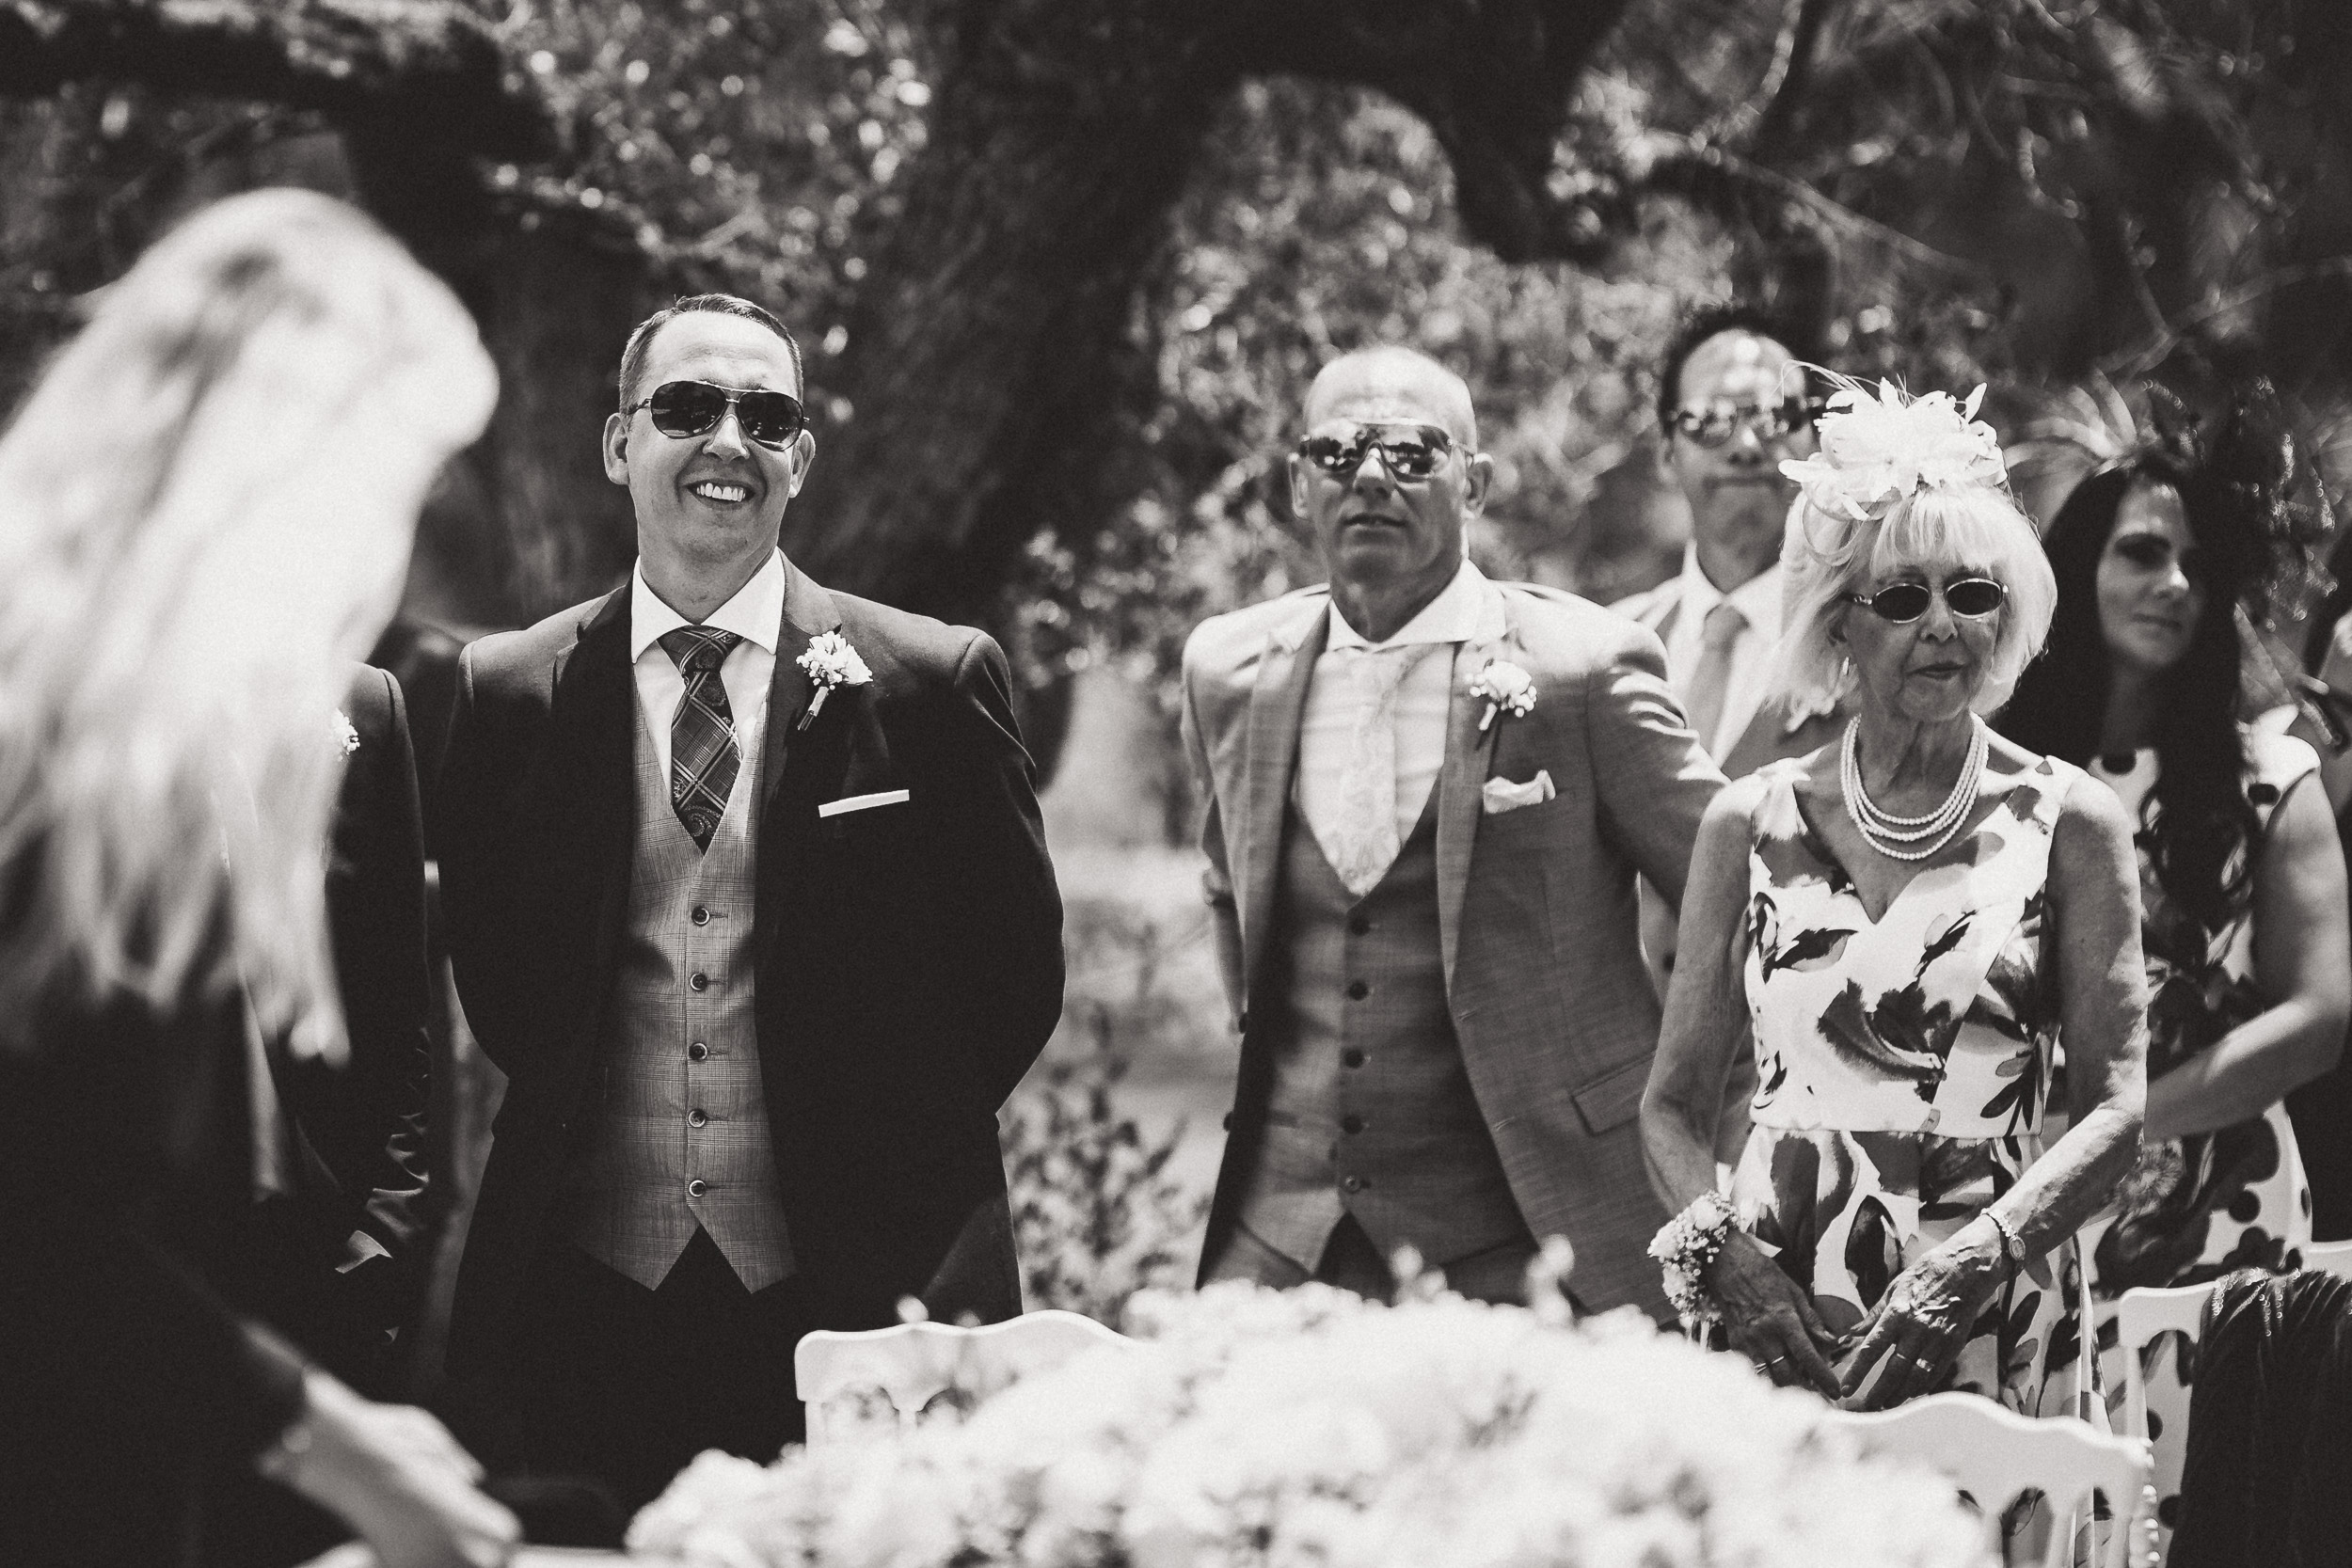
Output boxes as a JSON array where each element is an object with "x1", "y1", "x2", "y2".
[
  {"x1": 2303, "y1": 1238, "x2": 2352, "y2": 1281},
  {"x1": 2116, "y1": 1279, "x2": 2218, "y2": 1560},
  {"x1": 1819, "y1": 1392, "x2": 2153, "y2": 1568},
  {"x1": 795, "y1": 1309, "x2": 1133, "y2": 1445}
]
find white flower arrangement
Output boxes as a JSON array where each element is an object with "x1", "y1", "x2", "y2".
[
  {"x1": 796, "y1": 631, "x2": 874, "y2": 731},
  {"x1": 333, "y1": 709, "x2": 359, "y2": 756},
  {"x1": 1469, "y1": 658, "x2": 1536, "y2": 733},
  {"x1": 630, "y1": 1282, "x2": 1988, "y2": 1568},
  {"x1": 1778, "y1": 379, "x2": 2008, "y2": 523}
]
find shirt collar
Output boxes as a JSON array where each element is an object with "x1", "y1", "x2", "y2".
[
  {"x1": 1677, "y1": 542, "x2": 1785, "y2": 635},
  {"x1": 630, "y1": 548, "x2": 788, "y2": 661},
  {"x1": 1327, "y1": 558, "x2": 1500, "y2": 651}
]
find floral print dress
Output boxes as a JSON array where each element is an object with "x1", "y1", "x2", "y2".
[
  {"x1": 1732, "y1": 754, "x2": 2098, "y2": 1419},
  {"x1": 2080, "y1": 731, "x2": 2314, "y2": 1446}
]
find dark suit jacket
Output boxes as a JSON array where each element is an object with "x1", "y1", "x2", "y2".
[
  {"x1": 0, "y1": 969, "x2": 309, "y2": 1568},
  {"x1": 438, "y1": 561, "x2": 1062, "y2": 1374},
  {"x1": 221, "y1": 667, "x2": 435, "y2": 1386}
]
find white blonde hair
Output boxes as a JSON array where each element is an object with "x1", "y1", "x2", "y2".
[
  {"x1": 0, "y1": 188, "x2": 495, "y2": 1055},
  {"x1": 1773, "y1": 483, "x2": 2058, "y2": 716}
]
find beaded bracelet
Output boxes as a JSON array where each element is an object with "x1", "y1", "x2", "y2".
[{"x1": 1649, "y1": 1190, "x2": 1737, "y2": 1325}]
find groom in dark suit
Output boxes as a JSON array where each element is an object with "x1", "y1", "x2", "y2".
[{"x1": 438, "y1": 293, "x2": 1062, "y2": 1507}]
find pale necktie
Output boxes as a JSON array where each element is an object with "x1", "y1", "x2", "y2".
[
  {"x1": 1328, "y1": 644, "x2": 1427, "y2": 897},
  {"x1": 1684, "y1": 600, "x2": 1744, "y2": 757}
]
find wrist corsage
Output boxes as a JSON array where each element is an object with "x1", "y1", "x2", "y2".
[{"x1": 1649, "y1": 1190, "x2": 1737, "y2": 1325}]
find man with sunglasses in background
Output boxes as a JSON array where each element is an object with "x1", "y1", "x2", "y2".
[
  {"x1": 1613, "y1": 305, "x2": 1851, "y2": 1167},
  {"x1": 1181, "y1": 346, "x2": 1723, "y2": 1318},
  {"x1": 436, "y1": 294, "x2": 1062, "y2": 1508}
]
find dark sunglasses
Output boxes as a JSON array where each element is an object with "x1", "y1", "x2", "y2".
[
  {"x1": 632, "y1": 380, "x2": 807, "y2": 449},
  {"x1": 1844, "y1": 578, "x2": 2009, "y2": 624},
  {"x1": 1296, "y1": 421, "x2": 1457, "y2": 482},
  {"x1": 1669, "y1": 396, "x2": 1823, "y2": 449}
]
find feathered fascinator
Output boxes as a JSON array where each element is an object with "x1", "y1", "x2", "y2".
[{"x1": 1777, "y1": 375, "x2": 2010, "y2": 523}]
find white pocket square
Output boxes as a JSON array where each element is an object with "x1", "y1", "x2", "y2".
[
  {"x1": 818, "y1": 788, "x2": 911, "y2": 818},
  {"x1": 1481, "y1": 770, "x2": 1554, "y2": 815}
]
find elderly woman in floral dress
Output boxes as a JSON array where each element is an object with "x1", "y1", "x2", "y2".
[{"x1": 1641, "y1": 382, "x2": 2147, "y2": 1415}]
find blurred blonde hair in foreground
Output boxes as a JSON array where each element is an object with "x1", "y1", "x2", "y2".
[{"x1": 0, "y1": 188, "x2": 496, "y2": 1058}]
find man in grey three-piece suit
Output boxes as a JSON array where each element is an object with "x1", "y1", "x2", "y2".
[{"x1": 1182, "y1": 347, "x2": 1724, "y2": 1319}]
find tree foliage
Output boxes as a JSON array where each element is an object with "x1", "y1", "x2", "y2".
[{"x1": 4, "y1": 0, "x2": 2350, "y2": 734}]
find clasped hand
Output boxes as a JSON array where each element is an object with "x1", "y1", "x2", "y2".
[
  {"x1": 1709, "y1": 1228, "x2": 2008, "y2": 1409},
  {"x1": 1834, "y1": 1236, "x2": 2008, "y2": 1410}
]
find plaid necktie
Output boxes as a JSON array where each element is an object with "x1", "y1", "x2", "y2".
[{"x1": 659, "y1": 626, "x2": 743, "y2": 851}]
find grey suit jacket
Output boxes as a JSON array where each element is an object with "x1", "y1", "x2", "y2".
[{"x1": 1180, "y1": 578, "x2": 1724, "y2": 1317}]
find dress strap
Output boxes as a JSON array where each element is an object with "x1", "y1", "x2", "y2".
[
  {"x1": 2246, "y1": 728, "x2": 2321, "y2": 836},
  {"x1": 1747, "y1": 756, "x2": 1810, "y2": 851},
  {"x1": 2010, "y1": 754, "x2": 2080, "y2": 836}
]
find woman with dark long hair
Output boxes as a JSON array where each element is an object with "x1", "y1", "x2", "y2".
[{"x1": 1999, "y1": 414, "x2": 2349, "y2": 1392}]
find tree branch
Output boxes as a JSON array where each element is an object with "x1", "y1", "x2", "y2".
[
  {"x1": 0, "y1": 0, "x2": 553, "y2": 160},
  {"x1": 1750, "y1": 0, "x2": 1839, "y2": 160},
  {"x1": 1238, "y1": 0, "x2": 1640, "y2": 263}
]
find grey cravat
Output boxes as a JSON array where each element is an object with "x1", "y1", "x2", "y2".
[{"x1": 1327, "y1": 645, "x2": 1428, "y2": 897}]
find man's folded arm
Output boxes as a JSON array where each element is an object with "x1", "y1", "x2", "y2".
[
  {"x1": 933, "y1": 630, "x2": 1064, "y2": 1110},
  {"x1": 1584, "y1": 622, "x2": 1725, "y2": 911},
  {"x1": 435, "y1": 643, "x2": 531, "y2": 1076},
  {"x1": 1180, "y1": 665, "x2": 1245, "y2": 1033}
]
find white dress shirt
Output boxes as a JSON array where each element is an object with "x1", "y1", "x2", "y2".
[
  {"x1": 1296, "y1": 559, "x2": 1506, "y2": 863},
  {"x1": 1662, "y1": 543, "x2": 1787, "y2": 760},
  {"x1": 629, "y1": 549, "x2": 787, "y2": 790}
]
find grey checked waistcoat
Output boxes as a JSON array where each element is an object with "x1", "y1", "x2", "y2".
[
  {"x1": 1235, "y1": 793, "x2": 1529, "y2": 1271},
  {"x1": 560, "y1": 704, "x2": 791, "y2": 1291}
]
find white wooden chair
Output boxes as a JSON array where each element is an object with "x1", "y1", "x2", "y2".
[
  {"x1": 2303, "y1": 1237, "x2": 2352, "y2": 1281},
  {"x1": 1819, "y1": 1392, "x2": 2153, "y2": 1568},
  {"x1": 2115, "y1": 1279, "x2": 2217, "y2": 1560},
  {"x1": 794, "y1": 1308, "x2": 1134, "y2": 1445}
]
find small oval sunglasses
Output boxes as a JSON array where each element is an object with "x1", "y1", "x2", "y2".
[
  {"x1": 632, "y1": 380, "x2": 807, "y2": 450},
  {"x1": 1845, "y1": 578, "x2": 2008, "y2": 624}
]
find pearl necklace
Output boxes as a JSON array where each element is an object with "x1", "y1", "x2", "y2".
[{"x1": 1840, "y1": 717, "x2": 1987, "y2": 862}]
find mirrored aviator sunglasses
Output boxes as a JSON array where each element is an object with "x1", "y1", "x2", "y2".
[
  {"x1": 1846, "y1": 578, "x2": 2008, "y2": 624},
  {"x1": 1296, "y1": 422, "x2": 1454, "y2": 481},
  {"x1": 638, "y1": 380, "x2": 807, "y2": 449}
]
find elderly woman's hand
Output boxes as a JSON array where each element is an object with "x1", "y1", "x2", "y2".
[
  {"x1": 1705, "y1": 1231, "x2": 1843, "y2": 1399},
  {"x1": 1837, "y1": 1223, "x2": 2009, "y2": 1410}
]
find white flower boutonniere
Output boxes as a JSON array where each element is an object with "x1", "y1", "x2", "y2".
[
  {"x1": 333, "y1": 709, "x2": 360, "y2": 756},
  {"x1": 796, "y1": 631, "x2": 873, "y2": 731},
  {"x1": 1470, "y1": 658, "x2": 1536, "y2": 732}
]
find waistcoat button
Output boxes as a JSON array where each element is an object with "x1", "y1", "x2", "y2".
[
  {"x1": 1342, "y1": 1048, "x2": 1366, "y2": 1069},
  {"x1": 1343, "y1": 1176, "x2": 1367, "y2": 1194},
  {"x1": 686, "y1": 1178, "x2": 708, "y2": 1198},
  {"x1": 689, "y1": 1108, "x2": 708, "y2": 1128},
  {"x1": 687, "y1": 1041, "x2": 708, "y2": 1062},
  {"x1": 1347, "y1": 914, "x2": 1372, "y2": 935},
  {"x1": 1345, "y1": 980, "x2": 1369, "y2": 1001},
  {"x1": 1341, "y1": 1114, "x2": 1365, "y2": 1134},
  {"x1": 690, "y1": 972, "x2": 708, "y2": 992},
  {"x1": 691, "y1": 906, "x2": 710, "y2": 926}
]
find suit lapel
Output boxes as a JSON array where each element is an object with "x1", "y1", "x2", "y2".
[
  {"x1": 759, "y1": 557, "x2": 841, "y2": 816},
  {"x1": 1436, "y1": 588, "x2": 1514, "y2": 992},
  {"x1": 1238, "y1": 605, "x2": 1326, "y2": 1003},
  {"x1": 541, "y1": 588, "x2": 637, "y2": 983}
]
